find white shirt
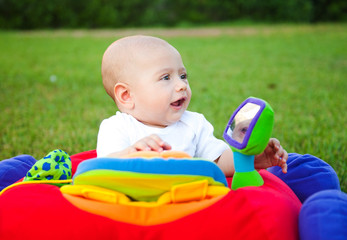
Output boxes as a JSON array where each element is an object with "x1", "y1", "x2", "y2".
[{"x1": 97, "y1": 111, "x2": 229, "y2": 161}]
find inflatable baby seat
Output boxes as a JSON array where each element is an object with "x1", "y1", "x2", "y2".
[{"x1": 0, "y1": 98, "x2": 302, "y2": 240}]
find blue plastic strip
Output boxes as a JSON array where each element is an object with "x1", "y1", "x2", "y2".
[
  {"x1": 74, "y1": 158, "x2": 228, "y2": 186},
  {"x1": 233, "y1": 152, "x2": 255, "y2": 172}
]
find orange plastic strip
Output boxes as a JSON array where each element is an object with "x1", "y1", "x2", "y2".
[
  {"x1": 63, "y1": 193, "x2": 226, "y2": 226},
  {"x1": 124, "y1": 150, "x2": 192, "y2": 159}
]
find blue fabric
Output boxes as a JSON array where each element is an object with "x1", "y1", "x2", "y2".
[
  {"x1": 299, "y1": 190, "x2": 347, "y2": 240},
  {"x1": 75, "y1": 158, "x2": 228, "y2": 186},
  {"x1": 0, "y1": 155, "x2": 36, "y2": 191},
  {"x1": 267, "y1": 153, "x2": 340, "y2": 202}
]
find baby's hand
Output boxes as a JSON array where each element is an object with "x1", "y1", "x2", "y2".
[
  {"x1": 254, "y1": 138, "x2": 288, "y2": 173},
  {"x1": 106, "y1": 134, "x2": 172, "y2": 158},
  {"x1": 129, "y1": 134, "x2": 172, "y2": 153}
]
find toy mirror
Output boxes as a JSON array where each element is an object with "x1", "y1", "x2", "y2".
[
  {"x1": 223, "y1": 97, "x2": 274, "y2": 190},
  {"x1": 225, "y1": 102, "x2": 261, "y2": 145}
]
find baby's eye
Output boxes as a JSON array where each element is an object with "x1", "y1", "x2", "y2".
[
  {"x1": 241, "y1": 127, "x2": 248, "y2": 134},
  {"x1": 180, "y1": 73, "x2": 188, "y2": 80},
  {"x1": 161, "y1": 74, "x2": 170, "y2": 80}
]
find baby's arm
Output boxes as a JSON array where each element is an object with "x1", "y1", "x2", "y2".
[
  {"x1": 215, "y1": 149, "x2": 235, "y2": 177},
  {"x1": 106, "y1": 134, "x2": 172, "y2": 158}
]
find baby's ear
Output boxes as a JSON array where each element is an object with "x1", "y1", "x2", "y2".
[{"x1": 114, "y1": 83, "x2": 134, "y2": 110}]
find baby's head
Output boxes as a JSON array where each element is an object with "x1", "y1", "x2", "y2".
[{"x1": 101, "y1": 35, "x2": 192, "y2": 128}]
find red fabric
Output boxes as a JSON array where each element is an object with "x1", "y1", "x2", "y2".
[
  {"x1": 70, "y1": 150, "x2": 97, "y2": 176},
  {"x1": 0, "y1": 168, "x2": 301, "y2": 240}
]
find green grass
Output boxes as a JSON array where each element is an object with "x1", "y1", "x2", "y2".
[{"x1": 0, "y1": 24, "x2": 346, "y2": 192}]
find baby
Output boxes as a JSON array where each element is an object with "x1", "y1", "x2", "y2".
[{"x1": 97, "y1": 35, "x2": 288, "y2": 177}]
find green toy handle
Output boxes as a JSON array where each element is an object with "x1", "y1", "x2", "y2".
[{"x1": 231, "y1": 151, "x2": 264, "y2": 190}]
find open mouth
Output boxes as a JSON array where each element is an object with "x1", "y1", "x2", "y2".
[{"x1": 171, "y1": 97, "x2": 186, "y2": 108}]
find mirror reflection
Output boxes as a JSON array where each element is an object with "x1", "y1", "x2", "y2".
[{"x1": 226, "y1": 103, "x2": 261, "y2": 144}]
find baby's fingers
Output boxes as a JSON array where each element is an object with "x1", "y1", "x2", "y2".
[
  {"x1": 281, "y1": 163, "x2": 288, "y2": 174},
  {"x1": 133, "y1": 140, "x2": 152, "y2": 151},
  {"x1": 161, "y1": 141, "x2": 172, "y2": 151},
  {"x1": 268, "y1": 138, "x2": 281, "y2": 150},
  {"x1": 277, "y1": 148, "x2": 288, "y2": 174},
  {"x1": 147, "y1": 134, "x2": 171, "y2": 151},
  {"x1": 133, "y1": 134, "x2": 172, "y2": 152},
  {"x1": 144, "y1": 137, "x2": 164, "y2": 151},
  {"x1": 271, "y1": 141, "x2": 288, "y2": 173}
]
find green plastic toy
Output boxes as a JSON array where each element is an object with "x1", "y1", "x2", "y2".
[{"x1": 223, "y1": 97, "x2": 274, "y2": 190}]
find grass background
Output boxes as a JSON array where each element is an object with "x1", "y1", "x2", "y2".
[{"x1": 0, "y1": 24, "x2": 346, "y2": 192}]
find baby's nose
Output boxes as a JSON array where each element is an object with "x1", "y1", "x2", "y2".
[{"x1": 175, "y1": 79, "x2": 188, "y2": 91}]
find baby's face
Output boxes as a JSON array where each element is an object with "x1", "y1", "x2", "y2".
[
  {"x1": 232, "y1": 119, "x2": 252, "y2": 143},
  {"x1": 126, "y1": 43, "x2": 192, "y2": 127}
]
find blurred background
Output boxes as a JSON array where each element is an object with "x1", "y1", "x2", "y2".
[{"x1": 0, "y1": 0, "x2": 346, "y2": 29}]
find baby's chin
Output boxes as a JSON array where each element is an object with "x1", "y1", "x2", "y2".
[
  {"x1": 137, "y1": 119, "x2": 170, "y2": 128},
  {"x1": 139, "y1": 115, "x2": 183, "y2": 128}
]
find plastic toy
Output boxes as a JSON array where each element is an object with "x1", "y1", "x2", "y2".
[{"x1": 223, "y1": 97, "x2": 274, "y2": 190}]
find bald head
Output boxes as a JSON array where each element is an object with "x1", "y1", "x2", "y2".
[{"x1": 101, "y1": 35, "x2": 175, "y2": 101}]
